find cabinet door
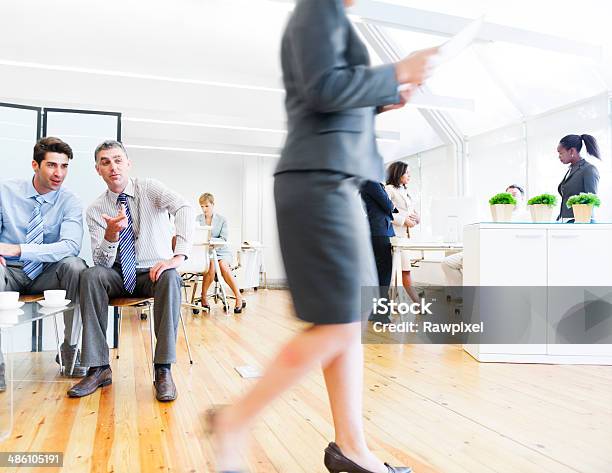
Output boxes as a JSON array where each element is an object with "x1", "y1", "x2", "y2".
[
  {"x1": 477, "y1": 229, "x2": 547, "y2": 354},
  {"x1": 479, "y1": 229, "x2": 547, "y2": 285},
  {"x1": 547, "y1": 229, "x2": 612, "y2": 357}
]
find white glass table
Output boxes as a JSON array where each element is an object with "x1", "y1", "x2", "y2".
[{"x1": 0, "y1": 302, "x2": 75, "y2": 441}]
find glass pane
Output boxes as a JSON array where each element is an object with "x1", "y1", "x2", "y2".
[{"x1": 0, "y1": 105, "x2": 39, "y2": 179}]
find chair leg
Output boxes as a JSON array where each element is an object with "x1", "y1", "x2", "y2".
[
  {"x1": 148, "y1": 302, "x2": 155, "y2": 376},
  {"x1": 211, "y1": 249, "x2": 230, "y2": 314},
  {"x1": 179, "y1": 312, "x2": 193, "y2": 364},
  {"x1": 116, "y1": 307, "x2": 123, "y2": 359}
]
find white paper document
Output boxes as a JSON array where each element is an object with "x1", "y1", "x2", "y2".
[{"x1": 398, "y1": 16, "x2": 485, "y2": 92}]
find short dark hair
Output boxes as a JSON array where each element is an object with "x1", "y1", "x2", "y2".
[
  {"x1": 94, "y1": 140, "x2": 128, "y2": 162},
  {"x1": 506, "y1": 184, "x2": 525, "y2": 196},
  {"x1": 386, "y1": 161, "x2": 409, "y2": 187},
  {"x1": 33, "y1": 137, "x2": 73, "y2": 165}
]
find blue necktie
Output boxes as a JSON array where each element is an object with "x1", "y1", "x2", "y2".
[
  {"x1": 117, "y1": 193, "x2": 137, "y2": 293},
  {"x1": 22, "y1": 196, "x2": 45, "y2": 280}
]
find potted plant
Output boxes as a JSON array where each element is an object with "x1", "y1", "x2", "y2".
[
  {"x1": 489, "y1": 193, "x2": 516, "y2": 222},
  {"x1": 527, "y1": 194, "x2": 557, "y2": 223},
  {"x1": 566, "y1": 193, "x2": 600, "y2": 223}
]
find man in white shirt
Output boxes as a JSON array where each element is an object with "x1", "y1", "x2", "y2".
[{"x1": 67, "y1": 140, "x2": 194, "y2": 402}]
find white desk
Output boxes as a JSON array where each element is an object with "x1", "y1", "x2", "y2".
[
  {"x1": 463, "y1": 222, "x2": 612, "y2": 365},
  {"x1": 390, "y1": 238, "x2": 463, "y2": 288}
]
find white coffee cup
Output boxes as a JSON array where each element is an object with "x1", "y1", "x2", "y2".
[
  {"x1": 44, "y1": 290, "x2": 66, "y2": 304},
  {"x1": 0, "y1": 291, "x2": 19, "y2": 308}
]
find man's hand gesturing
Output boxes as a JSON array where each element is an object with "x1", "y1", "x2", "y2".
[{"x1": 103, "y1": 205, "x2": 129, "y2": 242}]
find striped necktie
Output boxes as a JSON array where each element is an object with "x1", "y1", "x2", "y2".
[
  {"x1": 117, "y1": 193, "x2": 137, "y2": 293},
  {"x1": 22, "y1": 195, "x2": 45, "y2": 280}
]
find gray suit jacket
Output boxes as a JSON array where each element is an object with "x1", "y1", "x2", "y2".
[
  {"x1": 276, "y1": 0, "x2": 400, "y2": 182},
  {"x1": 557, "y1": 159, "x2": 600, "y2": 219}
]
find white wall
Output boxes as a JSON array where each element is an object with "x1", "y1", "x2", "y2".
[{"x1": 127, "y1": 148, "x2": 285, "y2": 283}]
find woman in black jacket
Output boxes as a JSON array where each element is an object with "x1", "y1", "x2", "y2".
[{"x1": 557, "y1": 134, "x2": 601, "y2": 221}]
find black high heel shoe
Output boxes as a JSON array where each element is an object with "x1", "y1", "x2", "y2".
[
  {"x1": 234, "y1": 300, "x2": 247, "y2": 314},
  {"x1": 324, "y1": 442, "x2": 412, "y2": 473}
]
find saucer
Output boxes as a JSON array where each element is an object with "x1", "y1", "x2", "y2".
[
  {"x1": 37, "y1": 299, "x2": 71, "y2": 309},
  {"x1": 0, "y1": 301, "x2": 25, "y2": 311}
]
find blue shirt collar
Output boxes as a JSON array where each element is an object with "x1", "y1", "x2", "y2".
[{"x1": 24, "y1": 177, "x2": 60, "y2": 204}]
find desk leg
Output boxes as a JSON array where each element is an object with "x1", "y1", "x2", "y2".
[{"x1": 390, "y1": 247, "x2": 402, "y2": 300}]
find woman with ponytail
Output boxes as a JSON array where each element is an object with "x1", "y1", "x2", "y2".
[{"x1": 556, "y1": 134, "x2": 601, "y2": 221}]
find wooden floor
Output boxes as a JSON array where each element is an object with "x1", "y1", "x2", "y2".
[{"x1": 0, "y1": 289, "x2": 611, "y2": 473}]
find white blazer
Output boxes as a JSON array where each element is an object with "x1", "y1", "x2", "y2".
[{"x1": 385, "y1": 184, "x2": 415, "y2": 238}]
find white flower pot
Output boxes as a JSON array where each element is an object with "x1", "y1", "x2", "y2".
[
  {"x1": 490, "y1": 204, "x2": 514, "y2": 222},
  {"x1": 571, "y1": 204, "x2": 593, "y2": 223},
  {"x1": 529, "y1": 204, "x2": 554, "y2": 223}
]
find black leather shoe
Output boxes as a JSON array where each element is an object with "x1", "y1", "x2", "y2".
[
  {"x1": 0, "y1": 363, "x2": 6, "y2": 393},
  {"x1": 55, "y1": 343, "x2": 88, "y2": 377},
  {"x1": 234, "y1": 300, "x2": 247, "y2": 314},
  {"x1": 67, "y1": 366, "x2": 112, "y2": 398},
  {"x1": 154, "y1": 367, "x2": 177, "y2": 402},
  {"x1": 324, "y1": 442, "x2": 411, "y2": 473}
]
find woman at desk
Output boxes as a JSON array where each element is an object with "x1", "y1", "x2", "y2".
[
  {"x1": 196, "y1": 193, "x2": 246, "y2": 313},
  {"x1": 556, "y1": 134, "x2": 601, "y2": 222},
  {"x1": 385, "y1": 161, "x2": 421, "y2": 302}
]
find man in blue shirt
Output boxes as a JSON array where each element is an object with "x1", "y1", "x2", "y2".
[{"x1": 0, "y1": 137, "x2": 89, "y2": 391}]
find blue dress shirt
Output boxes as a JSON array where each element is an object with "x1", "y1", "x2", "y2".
[{"x1": 0, "y1": 178, "x2": 83, "y2": 265}]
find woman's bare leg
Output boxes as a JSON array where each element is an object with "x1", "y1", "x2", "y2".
[
  {"x1": 200, "y1": 260, "x2": 215, "y2": 305},
  {"x1": 219, "y1": 260, "x2": 243, "y2": 308},
  {"x1": 322, "y1": 325, "x2": 388, "y2": 472},
  {"x1": 212, "y1": 323, "x2": 386, "y2": 472},
  {"x1": 402, "y1": 270, "x2": 420, "y2": 303}
]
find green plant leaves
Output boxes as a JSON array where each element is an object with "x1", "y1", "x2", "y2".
[{"x1": 566, "y1": 192, "x2": 601, "y2": 208}]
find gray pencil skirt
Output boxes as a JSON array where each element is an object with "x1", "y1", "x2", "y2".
[{"x1": 274, "y1": 171, "x2": 377, "y2": 325}]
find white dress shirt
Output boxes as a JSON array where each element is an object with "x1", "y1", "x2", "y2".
[{"x1": 87, "y1": 178, "x2": 194, "y2": 269}]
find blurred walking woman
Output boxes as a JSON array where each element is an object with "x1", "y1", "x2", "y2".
[
  {"x1": 206, "y1": 1, "x2": 436, "y2": 472},
  {"x1": 556, "y1": 134, "x2": 601, "y2": 221}
]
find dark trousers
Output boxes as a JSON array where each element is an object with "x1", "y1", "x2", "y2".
[{"x1": 371, "y1": 235, "x2": 392, "y2": 294}]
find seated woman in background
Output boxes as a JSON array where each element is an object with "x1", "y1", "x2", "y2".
[
  {"x1": 196, "y1": 193, "x2": 246, "y2": 313},
  {"x1": 385, "y1": 161, "x2": 421, "y2": 303}
]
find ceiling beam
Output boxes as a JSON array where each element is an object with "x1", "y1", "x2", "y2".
[{"x1": 271, "y1": 0, "x2": 602, "y2": 59}]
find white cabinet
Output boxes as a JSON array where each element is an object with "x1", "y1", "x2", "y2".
[
  {"x1": 547, "y1": 229, "x2": 612, "y2": 357},
  {"x1": 463, "y1": 223, "x2": 612, "y2": 365}
]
